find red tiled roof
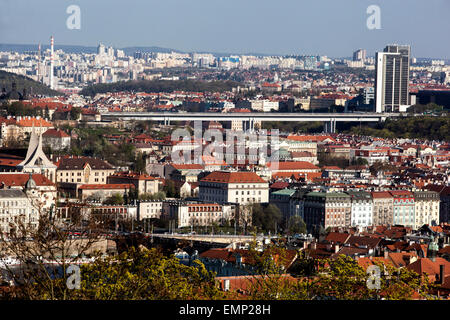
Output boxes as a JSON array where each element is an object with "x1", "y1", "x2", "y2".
[
  {"x1": 170, "y1": 163, "x2": 204, "y2": 170},
  {"x1": 267, "y1": 161, "x2": 319, "y2": 171},
  {"x1": 201, "y1": 171, "x2": 266, "y2": 184},
  {"x1": 42, "y1": 129, "x2": 70, "y2": 138},
  {"x1": 16, "y1": 118, "x2": 52, "y2": 128},
  {"x1": 406, "y1": 258, "x2": 450, "y2": 279},
  {"x1": 325, "y1": 232, "x2": 351, "y2": 244},
  {"x1": 57, "y1": 156, "x2": 114, "y2": 170},
  {"x1": 287, "y1": 135, "x2": 335, "y2": 143},
  {"x1": 79, "y1": 183, "x2": 135, "y2": 190},
  {"x1": 388, "y1": 252, "x2": 418, "y2": 268},
  {"x1": 0, "y1": 173, "x2": 55, "y2": 187}
]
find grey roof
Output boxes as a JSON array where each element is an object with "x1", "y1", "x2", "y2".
[{"x1": 0, "y1": 189, "x2": 27, "y2": 198}]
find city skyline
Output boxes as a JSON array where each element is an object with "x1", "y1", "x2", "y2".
[{"x1": 0, "y1": 0, "x2": 449, "y2": 59}]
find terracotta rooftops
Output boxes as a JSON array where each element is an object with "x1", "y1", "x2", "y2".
[
  {"x1": 0, "y1": 173, "x2": 55, "y2": 187},
  {"x1": 79, "y1": 184, "x2": 134, "y2": 190},
  {"x1": 57, "y1": 156, "x2": 114, "y2": 170},
  {"x1": 42, "y1": 129, "x2": 70, "y2": 138},
  {"x1": 201, "y1": 171, "x2": 266, "y2": 184},
  {"x1": 267, "y1": 161, "x2": 320, "y2": 171}
]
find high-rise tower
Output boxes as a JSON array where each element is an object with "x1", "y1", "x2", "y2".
[
  {"x1": 375, "y1": 44, "x2": 411, "y2": 113},
  {"x1": 50, "y1": 36, "x2": 54, "y2": 89}
]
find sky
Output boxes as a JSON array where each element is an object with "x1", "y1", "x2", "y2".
[{"x1": 0, "y1": 0, "x2": 449, "y2": 58}]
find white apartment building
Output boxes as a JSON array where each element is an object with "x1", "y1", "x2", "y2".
[
  {"x1": 176, "y1": 203, "x2": 234, "y2": 228},
  {"x1": 138, "y1": 201, "x2": 163, "y2": 220},
  {"x1": 348, "y1": 191, "x2": 373, "y2": 227},
  {"x1": 199, "y1": 171, "x2": 269, "y2": 205},
  {"x1": 0, "y1": 189, "x2": 38, "y2": 235}
]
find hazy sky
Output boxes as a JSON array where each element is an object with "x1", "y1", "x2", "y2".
[{"x1": 0, "y1": 0, "x2": 449, "y2": 58}]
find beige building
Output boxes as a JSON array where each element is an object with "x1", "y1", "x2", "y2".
[
  {"x1": 372, "y1": 191, "x2": 394, "y2": 226},
  {"x1": 56, "y1": 156, "x2": 116, "y2": 198},
  {"x1": 56, "y1": 156, "x2": 115, "y2": 185},
  {"x1": 413, "y1": 191, "x2": 440, "y2": 229},
  {"x1": 107, "y1": 171, "x2": 159, "y2": 195}
]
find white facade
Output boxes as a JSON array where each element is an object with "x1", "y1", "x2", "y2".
[
  {"x1": 0, "y1": 189, "x2": 38, "y2": 235},
  {"x1": 138, "y1": 201, "x2": 163, "y2": 220},
  {"x1": 177, "y1": 203, "x2": 234, "y2": 228},
  {"x1": 349, "y1": 194, "x2": 373, "y2": 227}
]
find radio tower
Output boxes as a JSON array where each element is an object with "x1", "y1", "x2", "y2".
[{"x1": 50, "y1": 36, "x2": 54, "y2": 89}]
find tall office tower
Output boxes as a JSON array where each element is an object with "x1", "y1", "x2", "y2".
[
  {"x1": 107, "y1": 46, "x2": 115, "y2": 57},
  {"x1": 353, "y1": 49, "x2": 366, "y2": 62},
  {"x1": 49, "y1": 36, "x2": 54, "y2": 89},
  {"x1": 375, "y1": 44, "x2": 411, "y2": 113},
  {"x1": 37, "y1": 43, "x2": 41, "y2": 82},
  {"x1": 97, "y1": 43, "x2": 106, "y2": 55}
]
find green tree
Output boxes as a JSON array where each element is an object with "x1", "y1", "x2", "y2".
[
  {"x1": 288, "y1": 216, "x2": 307, "y2": 235},
  {"x1": 73, "y1": 246, "x2": 224, "y2": 300},
  {"x1": 103, "y1": 193, "x2": 124, "y2": 205},
  {"x1": 69, "y1": 107, "x2": 82, "y2": 120},
  {"x1": 251, "y1": 203, "x2": 282, "y2": 233}
]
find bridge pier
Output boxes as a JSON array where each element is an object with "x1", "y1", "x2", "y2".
[{"x1": 323, "y1": 119, "x2": 336, "y2": 134}]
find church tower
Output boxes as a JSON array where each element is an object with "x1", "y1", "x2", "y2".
[{"x1": 17, "y1": 127, "x2": 57, "y2": 183}]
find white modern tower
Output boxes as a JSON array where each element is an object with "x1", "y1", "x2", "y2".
[
  {"x1": 49, "y1": 36, "x2": 54, "y2": 89},
  {"x1": 375, "y1": 45, "x2": 411, "y2": 113}
]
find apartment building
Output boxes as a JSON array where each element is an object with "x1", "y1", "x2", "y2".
[
  {"x1": 371, "y1": 191, "x2": 394, "y2": 226},
  {"x1": 390, "y1": 190, "x2": 415, "y2": 228},
  {"x1": 0, "y1": 189, "x2": 38, "y2": 234},
  {"x1": 413, "y1": 191, "x2": 440, "y2": 229},
  {"x1": 138, "y1": 200, "x2": 163, "y2": 220},
  {"x1": 107, "y1": 171, "x2": 159, "y2": 195},
  {"x1": 199, "y1": 171, "x2": 269, "y2": 205},
  {"x1": 348, "y1": 191, "x2": 373, "y2": 227},
  {"x1": 56, "y1": 156, "x2": 115, "y2": 184},
  {"x1": 303, "y1": 192, "x2": 351, "y2": 232}
]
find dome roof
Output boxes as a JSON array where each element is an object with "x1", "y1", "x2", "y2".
[{"x1": 25, "y1": 173, "x2": 37, "y2": 190}]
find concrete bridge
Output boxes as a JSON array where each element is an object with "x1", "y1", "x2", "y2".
[
  {"x1": 101, "y1": 112, "x2": 400, "y2": 133},
  {"x1": 148, "y1": 233, "x2": 276, "y2": 245}
]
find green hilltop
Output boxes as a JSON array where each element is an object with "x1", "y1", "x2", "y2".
[{"x1": 0, "y1": 70, "x2": 63, "y2": 98}]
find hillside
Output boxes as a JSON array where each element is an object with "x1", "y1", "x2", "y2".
[
  {"x1": 0, "y1": 70, "x2": 62, "y2": 98},
  {"x1": 79, "y1": 79, "x2": 242, "y2": 96}
]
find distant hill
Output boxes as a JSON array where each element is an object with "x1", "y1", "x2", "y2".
[
  {"x1": 0, "y1": 43, "x2": 182, "y2": 55},
  {"x1": 0, "y1": 70, "x2": 63, "y2": 98},
  {"x1": 80, "y1": 79, "x2": 242, "y2": 96}
]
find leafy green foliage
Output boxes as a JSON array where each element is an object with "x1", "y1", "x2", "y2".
[
  {"x1": 0, "y1": 70, "x2": 62, "y2": 97},
  {"x1": 288, "y1": 216, "x2": 307, "y2": 235},
  {"x1": 348, "y1": 116, "x2": 450, "y2": 141},
  {"x1": 262, "y1": 121, "x2": 323, "y2": 133},
  {"x1": 73, "y1": 247, "x2": 223, "y2": 300},
  {"x1": 251, "y1": 203, "x2": 282, "y2": 233}
]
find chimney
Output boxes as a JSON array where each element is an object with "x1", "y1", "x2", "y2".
[
  {"x1": 438, "y1": 265, "x2": 445, "y2": 285},
  {"x1": 384, "y1": 250, "x2": 389, "y2": 259}
]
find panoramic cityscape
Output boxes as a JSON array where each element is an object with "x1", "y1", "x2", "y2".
[{"x1": 0, "y1": 0, "x2": 449, "y2": 312}]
